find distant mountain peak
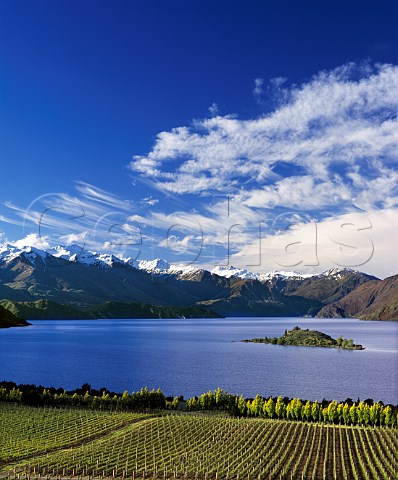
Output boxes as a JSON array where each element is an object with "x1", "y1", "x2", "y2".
[
  {"x1": 47, "y1": 244, "x2": 126, "y2": 268},
  {"x1": 322, "y1": 267, "x2": 355, "y2": 276},
  {"x1": 211, "y1": 265, "x2": 259, "y2": 280},
  {"x1": 0, "y1": 243, "x2": 49, "y2": 265},
  {"x1": 135, "y1": 258, "x2": 171, "y2": 271},
  {"x1": 0, "y1": 241, "x2": 377, "y2": 281},
  {"x1": 211, "y1": 265, "x2": 313, "y2": 282}
]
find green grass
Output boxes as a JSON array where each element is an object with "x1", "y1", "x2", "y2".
[{"x1": 1, "y1": 403, "x2": 398, "y2": 479}]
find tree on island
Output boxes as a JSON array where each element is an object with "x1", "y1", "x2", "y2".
[{"x1": 241, "y1": 326, "x2": 364, "y2": 350}]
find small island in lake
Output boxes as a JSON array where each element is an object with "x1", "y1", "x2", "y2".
[{"x1": 241, "y1": 326, "x2": 364, "y2": 350}]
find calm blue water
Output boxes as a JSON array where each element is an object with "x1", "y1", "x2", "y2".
[{"x1": 1, "y1": 318, "x2": 397, "y2": 404}]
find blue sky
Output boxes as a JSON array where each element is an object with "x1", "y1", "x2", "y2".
[{"x1": 1, "y1": 0, "x2": 397, "y2": 277}]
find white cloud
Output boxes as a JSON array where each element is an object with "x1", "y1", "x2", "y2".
[
  {"x1": 127, "y1": 64, "x2": 398, "y2": 275},
  {"x1": 208, "y1": 103, "x2": 219, "y2": 116},
  {"x1": 254, "y1": 76, "x2": 289, "y2": 105},
  {"x1": 253, "y1": 77, "x2": 264, "y2": 97},
  {"x1": 228, "y1": 208, "x2": 398, "y2": 279},
  {"x1": 3, "y1": 63, "x2": 397, "y2": 277},
  {"x1": 75, "y1": 182, "x2": 133, "y2": 212},
  {"x1": 141, "y1": 196, "x2": 159, "y2": 207},
  {"x1": 270, "y1": 76, "x2": 287, "y2": 88},
  {"x1": 2, "y1": 183, "x2": 140, "y2": 255},
  {"x1": 129, "y1": 63, "x2": 398, "y2": 210},
  {"x1": 12, "y1": 233, "x2": 51, "y2": 250},
  {"x1": 0, "y1": 214, "x2": 26, "y2": 227},
  {"x1": 159, "y1": 234, "x2": 196, "y2": 253},
  {"x1": 240, "y1": 175, "x2": 352, "y2": 210},
  {"x1": 58, "y1": 231, "x2": 89, "y2": 245}
]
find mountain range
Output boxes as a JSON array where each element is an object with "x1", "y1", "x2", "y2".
[{"x1": 0, "y1": 243, "x2": 396, "y2": 320}]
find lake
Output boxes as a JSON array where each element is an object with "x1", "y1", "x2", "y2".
[{"x1": 1, "y1": 318, "x2": 397, "y2": 404}]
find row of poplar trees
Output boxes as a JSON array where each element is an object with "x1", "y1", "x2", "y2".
[
  {"x1": 1, "y1": 384, "x2": 396, "y2": 426},
  {"x1": 186, "y1": 389, "x2": 397, "y2": 427}
]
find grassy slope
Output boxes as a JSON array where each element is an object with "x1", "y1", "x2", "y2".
[
  {"x1": 0, "y1": 299, "x2": 88, "y2": 320},
  {"x1": 87, "y1": 301, "x2": 222, "y2": 318},
  {"x1": 196, "y1": 278, "x2": 322, "y2": 317},
  {"x1": 0, "y1": 299, "x2": 222, "y2": 320},
  {"x1": 281, "y1": 271, "x2": 378, "y2": 304},
  {"x1": 317, "y1": 275, "x2": 398, "y2": 320},
  {"x1": 0, "y1": 305, "x2": 29, "y2": 328}
]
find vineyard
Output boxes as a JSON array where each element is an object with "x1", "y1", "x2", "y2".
[{"x1": 1, "y1": 403, "x2": 398, "y2": 480}]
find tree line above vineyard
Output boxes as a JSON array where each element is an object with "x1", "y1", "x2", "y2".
[{"x1": 0, "y1": 382, "x2": 397, "y2": 427}]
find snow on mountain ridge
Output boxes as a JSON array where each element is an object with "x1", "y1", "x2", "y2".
[
  {"x1": 46, "y1": 245, "x2": 195, "y2": 274},
  {"x1": 0, "y1": 242, "x2": 365, "y2": 279},
  {"x1": 0, "y1": 243, "x2": 22, "y2": 262},
  {"x1": 127, "y1": 258, "x2": 201, "y2": 276},
  {"x1": 321, "y1": 267, "x2": 356, "y2": 278},
  {"x1": 211, "y1": 265, "x2": 314, "y2": 282},
  {"x1": 48, "y1": 244, "x2": 128, "y2": 268},
  {"x1": 259, "y1": 270, "x2": 314, "y2": 281},
  {"x1": 211, "y1": 265, "x2": 259, "y2": 280},
  {"x1": 134, "y1": 258, "x2": 170, "y2": 271},
  {"x1": 49, "y1": 244, "x2": 112, "y2": 268},
  {"x1": 0, "y1": 243, "x2": 49, "y2": 265}
]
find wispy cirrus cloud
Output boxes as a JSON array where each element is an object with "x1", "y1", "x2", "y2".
[
  {"x1": 2, "y1": 63, "x2": 397, "y2": 277},
  {"x1": 129, "y1": 63, "x2": 398, "y2": 211},
  {"x1": 125, "y1": 62, "x2": 398, "y2": 276},
  {"x1": 0, "y1": 183, "x2": 143, "y2": 255}
]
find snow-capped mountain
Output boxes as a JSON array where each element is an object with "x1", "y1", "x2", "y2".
[
  {"x1": 0, "y1": 241, "x2": 379, "y2": 317},
  {"x1": 0, "y1": 244, "x2": 50, "y2": 266},
  {"x1": 211, "y1": 265, "x2": 261, "y2": 281},
  {"x1": 48, "y1": 245, "x2": 201, "y2": 275},
  {"x1": 321, "y1": 267, "x2": 357, "y2": 278},
  {"x1": 0, "y1": 243, "x2": 203, "y2": 276},
  {"x1": 211, "y1": 265, "x2": 314, "y2": 282},
  {"x1": 0, "y1": 242, "x2": 371, "y2": 281},
  {"x1": 130, "y1": 258, "x2": 170, "y2": 271},
  {"x1": 258, "y1": 270, "x2": 315, "y2": 281},
  {"x1": 48, "y1": 244, "x2": 125, "y2": 268}
]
